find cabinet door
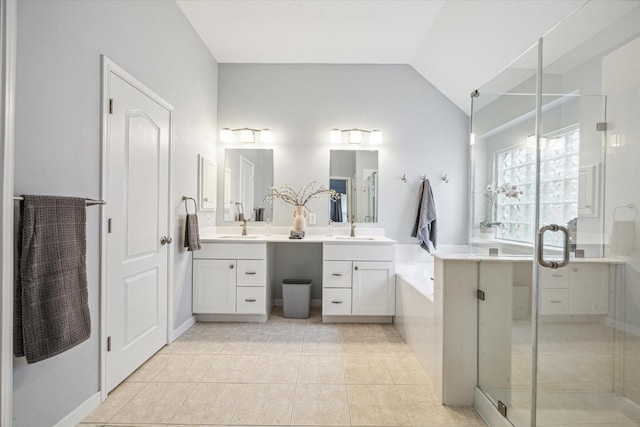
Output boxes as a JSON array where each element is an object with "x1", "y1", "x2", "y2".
[
  {"x1": 352, "y1": 261, "x2": 395, "y2": 315},
  {"x1": 569, "y1": 264, "x2": 609, "y2": 315},
  {"x1": 193, "y1": 259, "x2": 236, "y2": 313}
]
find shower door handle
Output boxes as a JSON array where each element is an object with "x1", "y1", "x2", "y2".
[{"x1": 537, "y1": 224, "x2": 571, "y2": 269}]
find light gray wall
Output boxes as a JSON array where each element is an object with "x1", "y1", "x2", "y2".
[
  {"x1": 217, "y1": 64, "x2": 469, "y2": 244},
  {"x1": 14, "y1": 1, "x2": 217, "y2": 425}
]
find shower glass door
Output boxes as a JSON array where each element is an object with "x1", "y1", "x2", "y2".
[
  {"x1": 534, "y1": 2, "x2": 640, "y2": 426},
  {"x1": 472, "y1": 42, "x2": 539, "y2": 427}
]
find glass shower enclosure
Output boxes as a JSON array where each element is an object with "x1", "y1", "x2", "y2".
[{"x1": 471, "y1": 1, "x2": 640, "y2": 426}]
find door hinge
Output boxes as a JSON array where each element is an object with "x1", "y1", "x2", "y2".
[
  {"x1": 109, "y1": 98, "x2": 113, "y2": 114},
  {"x1": 497, "y1": 400, "x2": 507, "y2": 417},
  {"x1": 477, "y1": 289, "x2": 486, "y2": 301},
  {"x1": 596, "y1": 122, "x2": 607, "y2": 131},
  {"x1": 107, "y1": 336, "x2": 112, "y2": 352},
  {"x1": 108, "y1": 218, "x2": 112, "y2": 233}
]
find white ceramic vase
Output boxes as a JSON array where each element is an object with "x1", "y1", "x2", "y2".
[{"x1": 293, "y1": 205, "x2": 307, "y2": 231}]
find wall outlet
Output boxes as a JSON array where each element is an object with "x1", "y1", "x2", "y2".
[
  {"x1": 308, "y1": 213, "x2": 317, "y2": 225},
  {"x1": 206, "y1": 214, "x2": 213, "y2": 224}
]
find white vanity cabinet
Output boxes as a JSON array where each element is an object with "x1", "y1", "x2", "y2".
[
  {"x1": 540, "y1": 263, "x2": 609, "y2": 315},
  {"x1": 193, "y1": 242, "x2": 271, "y2": 320},
  {"x1": 322, "y1": 243, "x2": 396, "y2": 320}
]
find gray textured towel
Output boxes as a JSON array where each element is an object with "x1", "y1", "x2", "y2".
[
  {"x1": 14, "y1": 195, "x2": 91, "y2": 363},
  {"x1": 411, "y1": 179, "x2": 438, "y2": 253},
  {"x1": 184, "y1": 214, "x2": 201, "y2": 251}
]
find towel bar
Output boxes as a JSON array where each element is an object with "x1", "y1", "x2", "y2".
[
  {"x1": 13, "y1": 196, "x2": 105, "y2": 206},
  {"x1": 182, "y1": 196, "x2": 198, "y2": 215}
]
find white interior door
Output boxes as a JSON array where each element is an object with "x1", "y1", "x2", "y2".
[{"x1": 105, "y1": 70, "x2": 171, "y2": 392}]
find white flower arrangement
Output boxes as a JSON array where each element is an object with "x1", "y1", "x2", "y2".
[
  {"x1": 264, "y1": 181, "x2": 339, "y2": 210},
  {"x1": 480, "y1": 183, "x2": 523, "y2": 227}
]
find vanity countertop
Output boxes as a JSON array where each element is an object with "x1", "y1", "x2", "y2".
[
  {"x1": 433, "y1": 253, "x2": 625, "y2": 264},
  {"x1": 200, "y1": 233, "x2": 396, "y2": 244}
]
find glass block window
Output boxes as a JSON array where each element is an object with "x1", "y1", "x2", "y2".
[{"x1": 495, "y1": 126, "x2": 580, "y2": 245}]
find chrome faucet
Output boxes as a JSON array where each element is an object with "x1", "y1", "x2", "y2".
[
  {"x1": 240, "y1": 218, "x2": 248, "y2": 236},
  {"x1": 236, "y1": 202, "x2": 249, "y2": 236},
  {"x1": 350, "y1": 220, "x2": 356, "y2": 237}
]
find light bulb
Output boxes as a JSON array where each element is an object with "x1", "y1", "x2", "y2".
[
  {"x1": 370, "y1": 130, "x2": 382, "y2": 144},
  {"x1": 260, "y1": 129, "x2": 273, "y2": 143},
  {"x1": 330, "y1": 129, "x2": 341, "y2": 144},
  {"x1": 239, "y1": 129, "x2": 254, "y2": 143},
  {"x1": 220, "y1": 128, "x2": 233, "y2": 143},
  {"x1": 349, "y1": 130, "x2": 362, "y2": 144}
]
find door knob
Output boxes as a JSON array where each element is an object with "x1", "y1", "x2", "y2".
[{"x1": 160, "y1": 236, "x2": 172, "y2": 245}]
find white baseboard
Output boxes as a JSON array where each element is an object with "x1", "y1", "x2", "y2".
[
  {"x1": 604, "y1": 317, "x2": 640, "y2": 337},
  {"x1": 53, "y1": 392, "x2": 101, "y2": 427},
  {"x1": 322, "y1": 315, "x2": 393, "y2": 323},
  {"x1": 170, "y1": 315, "x2": 196, "y2": 342},
  {"x1": 272, "y1": 299, "x2": 322, "y2": 307},
  {"x1": 197, "y1": 313, "x2": 269, "y2": 323}
]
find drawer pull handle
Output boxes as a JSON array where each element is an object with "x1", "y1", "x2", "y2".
[
  {"x1": 245, "y1": 298, "x2": 257, "y2": 302},
  {"x1": 551, "y1": 274, "x2": 563, "y2": 278},
  {"x1": 430, "y1": 277, "x2": 434, "y2": 281},
  {"x1": 331, "y1": 300, "x2": 343, "y2": 304},
  {"x1": 550, "y1": 300, "x2": 562, "y2": 304},
  {"x1": 332, "y1": 273, "x2": 343, "y2": 276},
  {"x1": 354, "y1": 266, "x2": 359, "y2": 271},
  {"x1": 245, "y1": 272, "x2": 257, "y2": 275},
  {"x1": 229, "y1": 264, "x2": 234, "y2": 269}
]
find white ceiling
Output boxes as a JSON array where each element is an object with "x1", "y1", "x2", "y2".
[{"x1": 176, "y1": 0, "x2": 587, "y2": 115}]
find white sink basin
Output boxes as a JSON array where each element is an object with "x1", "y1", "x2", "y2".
[
  {"x1": 218, "y1": 235, "x2": 261, "y2": 239},
  {"x1": 335, "y1": 236, "x2": 376, "y2": 241}
]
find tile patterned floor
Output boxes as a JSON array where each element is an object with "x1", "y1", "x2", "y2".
[{"x1": 79, "y1": 308, "x2": 488, "y2": 427}]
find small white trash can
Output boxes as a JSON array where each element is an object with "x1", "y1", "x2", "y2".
[{"x1": 282, "y1": 278, "x2": 312, "y2": 319}]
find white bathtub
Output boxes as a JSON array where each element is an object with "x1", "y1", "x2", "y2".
[
  {"x1": 395, "y1": 261, "x2": 440, "y2": 400},
  {"x1": 396, "y1": 262, "x2": 435, "y2": 301}
]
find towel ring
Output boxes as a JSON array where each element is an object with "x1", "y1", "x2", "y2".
[
  {"x1": 182, "y1": 196, "x2": 198, "y2": 215},
  {"x1": 613, "y1": 204, "x2": 638, "y2": 221}
]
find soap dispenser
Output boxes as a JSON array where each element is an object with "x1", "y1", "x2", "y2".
[{"x1": 327, "y1": 220, "x2": 334, "y2": 237}]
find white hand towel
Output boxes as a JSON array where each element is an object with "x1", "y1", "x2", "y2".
[{"x1": 611, "y1": 220, "x2": 635, "y2": 255}]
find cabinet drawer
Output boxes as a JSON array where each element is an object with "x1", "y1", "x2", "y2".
[
  {"x1": 541, "y1": 289, "x2": 569, "y2": 315},
  {"x1": 322, "y1": 289, "x2": 352, "y2": 315},
  {"x1": 236, "y1": 287, "x2": 266, "y2": 314},
  {"x1": 237, "y1": 260, "x2": 266, "y2": 286},
  {"x1": 323, "y1": 243, "x2": 395, "y2": 262},
  {"x1": 323, "y1": 261, "x2": 352, "y2": 288},
  {"x1": 194, "y1": 243, "x2": 266, "y2": 260},
  {"x1": 540, "y1": 267, "x2": 569, "y2": 289}
]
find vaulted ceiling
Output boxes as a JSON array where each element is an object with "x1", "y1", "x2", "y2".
[{"x1": 176, "y1": 0, "x2": 587, "y2": 115}]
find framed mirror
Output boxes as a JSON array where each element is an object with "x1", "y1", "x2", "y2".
[
  {"x1": 198, "y1": 155, "x2": 217, "y2": 211},
  {"x1": 223, "y1": 148, "x2": 274, "y2": 222},
  {"x1": 329, "y1": 150, "x2": 378, "y2": 223}
]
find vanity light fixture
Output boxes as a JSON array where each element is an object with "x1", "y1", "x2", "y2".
[
  {"x1": 219, "y1": 127, "x2": 274, "y2": 143},
  {"x1": 329, "y1": 128, "x2": 383, "y2": 144}
]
